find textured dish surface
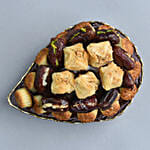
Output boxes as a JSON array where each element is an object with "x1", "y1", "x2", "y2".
[{"x1": 8, "y1": 21, "x2": 143, "y2": 123}]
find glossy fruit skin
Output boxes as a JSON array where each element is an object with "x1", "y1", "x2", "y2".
[
  {"x1": 99, "y1": 89, "x2": 118, "y2": 110},
  {"x1": 113, "y1": 46, "x2": 135, "y2": 70},
  {"x1": 71, "y1": 95, "x2": 98, "y2": 113}
]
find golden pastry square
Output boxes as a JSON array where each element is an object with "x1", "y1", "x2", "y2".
[
  {"x1": 64, "y1": 43, "x2": 88, "y2": 71},
  {"x1": 99, "y1": 62, "x2": 124, "y2": 91}
]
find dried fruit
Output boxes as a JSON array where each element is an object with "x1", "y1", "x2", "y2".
[
  {"x1": 48, "y1": 38, "x2": 65, "y2": 68},
  {"x1": 113, "y1": 46, "x2": 135, "y2": 70},
  {"x1": 71, "y1": 95, "x2": 98, "y2": 113},
  {"x1": 42, "y1": 98, "x2": 69, "y2": 112},
  {"x1": 122, "y1": 71, "x2": 134, "y2": 88},
  {"x1": 35, "y1": 65, "x2": 53, "y2": 93},
  {"x1": 99, "y1": 89, "x2": 119, "y2": 110},
  {"x1": 96, "y1": 30, "x2": 120, "y2": 45}
]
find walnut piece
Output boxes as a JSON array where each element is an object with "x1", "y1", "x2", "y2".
[
  {"x1": 24, "y1": 72, "x2": 36, "y2": 92},
  {"x1": 87, "y1": 41, "x2": 113, "y2": 68},
  {"x1": 74, "y1": 72, "x2": 100, "y2": 99},
  {"x1": 99, "y1": 62, "x2": 124, "y2": 91},
  {"x1": 14, "y1": 88, "x2": 32, "y2": 108},
  {"x1": 51, "y1": 71, "x2": 75, "y2": 94},
  {"x1": 120, "y1": 84, "x2": 137, "y2": 100},
  {"x1": 52, "y1": 111, "x2": 72, "y2": 121},
  {"x1": 35, "y1": 48, "x2": 49, "y2": 65},
  {"x1": 64, "y1": 43, "x2": 88, "y2": 71},
  {"x1": 77, "y1": 109, "x2": 98, "y2": 123},
  {"x1": 101, "y1": 94, "x2": 120, "y2": 117}
]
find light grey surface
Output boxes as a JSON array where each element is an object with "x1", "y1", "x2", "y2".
[{"x1": 0, "y1": 0, "x2": 149, "y2": 150}]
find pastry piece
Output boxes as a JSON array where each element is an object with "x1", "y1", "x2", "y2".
[
  {"x1": 120, "y1": 84, "x2": 137, "y2": 100},
  {"x1": 9, "y1": 21, "x2": 143, "y2": 123},
  {"x1": 128, "y1": 61, "x2": 141, "y2": 81},
  {"x1": 101, "y1": 94, "x2": 120, "y2": 117},
  {"x1": 14, "y1": 88, "x2": 32, "y2": 108},
  {"x1": 24, "y1": 72, "x2": 36, "y2": 92},
  {"x1": 51, "y1": 71, "x2": 75, "y2": 94},
  {"x1": 74, "y1": 72, "x2": 99, "y2": 99},
  {"x1": 52, "y1": 111, "x2": 72, "y2": 121},
  {"x1": 35, "y1": 48, "x2": 49, "y2": 65},
  {"x1": 121, "y1": 38, "x2": 134, "y2": 55},
  {"x1": 77, "y1": 109, "x2": 98, "y2": 123},
  {"x1": 64, "y1": 43, "x2": 88, "y2": 71},
  {"x1": 99, "y1": 62, "x2": 124, "y2": 91},
  {"x1": 87, "y1": 41, "x2": 113, "y2": 67}
]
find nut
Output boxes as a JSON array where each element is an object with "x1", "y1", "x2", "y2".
[
  {"x1": 77, "y1": 109, "x2": 98, "y2": 123},
  {"x1": 35, "y1": 48, "x2": 49, "y2": 65},
  {"x1": 122, "y1": 71, "x2": 134, "y2": 88},
  {"x1": 87, "y1": 41, "x2": 113, "y2": 68},
  {"x1": 75, "y1": 72, "x2": 100, "y2": 99},
  {"x1": 14, "y1": 88, "x2": 32, "y2": 108},
  {"x1": 99, "y1": 62, "x2": 124, "y2": 91},
  {"x1": 99, "y1": 89, "x2": 119, "y2": 110},
  {"x1": 24, "y1": 72, "x2": 36, "y2": 92},
  {"x1": 42, "y1": 98, "x2": 69, "y2": 112},
  {"x1": 52, "y1": 111, "x2": 72, "y2": 121},
  {"x1": 51, "y1": 71, "x2": 75, "y2": 94},
  {"x1": 120, "y1": 84, "x2": 137, "y2": 100},
  {"x1": 128, "y1": 61, "x2": 141, "y2": 81},
  {"x1": 71, "y1": 95, "x2": 98, "y2": 113},
  {"x1": 113, "y1": 46, "x2": 135, "y2": 70},
  {"x1": 121, "y1": 38, "x2": 134, "y2": 55},
  {"x1": 35, "y1": 65, "x2": 53, "y2": 93},
  {"x1": 101, "y1": 94, "x2": 120, "y2": 117},
  {"x1": 48, "y1": 38, "x2": 65, "y2": 68},
  {"x1": 64, "y1": 43, "x2": 88, "y2": 71}
]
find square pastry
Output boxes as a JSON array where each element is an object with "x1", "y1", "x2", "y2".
[
  {"x1": 64, "y1": 43, "x2": 88, "y2": 71},
  {"x1": 87, "y1": 41, "x2": 113, "y2": 68},
  {"x1": 74, "y1": 72, "x2": 99, "y2": 99},
  {"x1": 99, "y1": 62, "x2": 124, "y2": 91},
  {"x1": 51, "y1": 71, "x2": 75, "y2": 94}
]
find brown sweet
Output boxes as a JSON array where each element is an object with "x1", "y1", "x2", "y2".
[
  {"x1": 120, "y1": 84, "x2": 137, "y2": 100},
  {"x1": 77, "y1": 109, "x2": 98, "y2": 123},
  {"x1": 14, "y1": 88, "x2": 32, "y2": 108},
  {"x1": 121, "y1": 38, "x2": 134, "y2": 55},
  {"x1": 35, "y1": 48, "x2": 49, "y2": 65},
  {"x1": 98, "y1": 24, "x2": 112, "y2": 30},
  {"x1": 24, "y1": 72, "x2": 36, "y2": 92},
  {"x1": 128, "y1": 61, "x2": 141, "y2": 81},
  {"x1": 52, "y1": 111, "x2": 72, "y2": 121},
  {"x1": 101, "y1": 94, "x2": 120, "y2": 117}
]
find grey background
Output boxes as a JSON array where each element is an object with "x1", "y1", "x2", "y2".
[{"x1": 0, "y1": 0, "x2": 149, "y2": 150}]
